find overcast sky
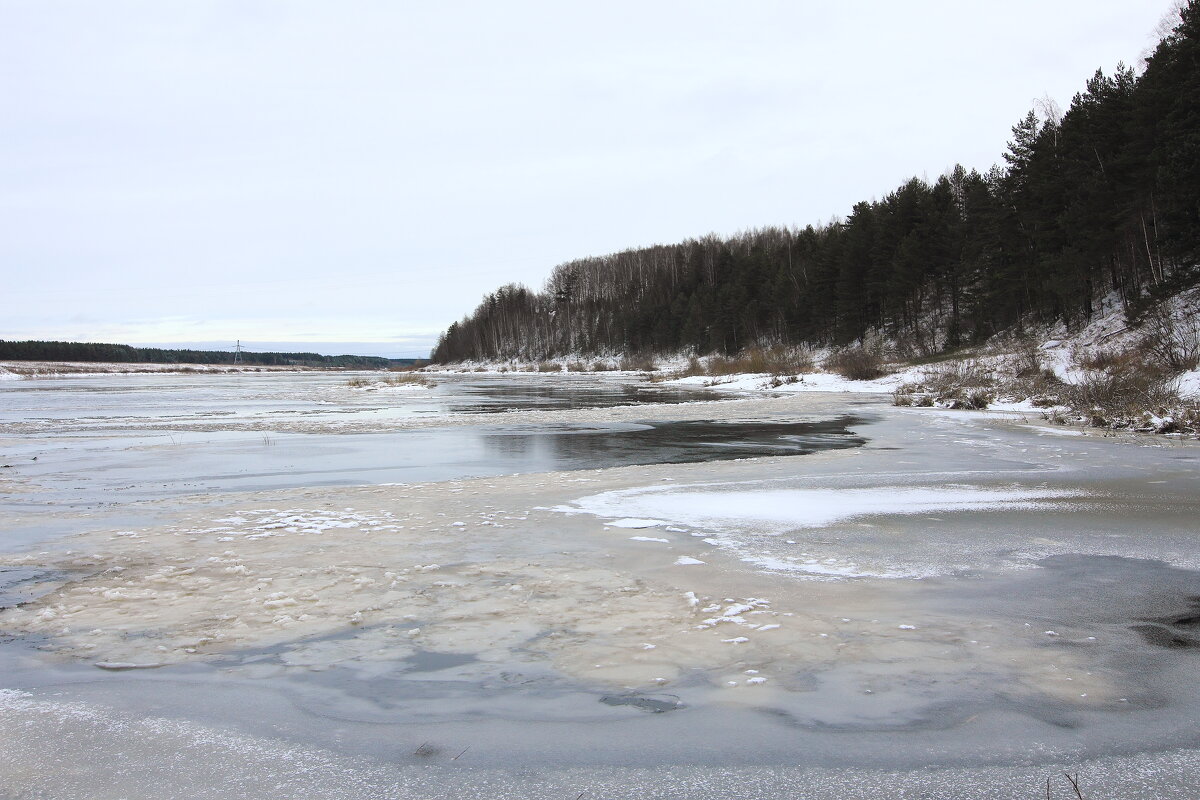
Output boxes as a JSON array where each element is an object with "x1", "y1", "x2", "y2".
[{"x1": 0, "y1": 2, "x2": 1176, "y2": 358}]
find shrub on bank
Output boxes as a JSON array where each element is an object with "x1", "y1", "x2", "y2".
[
  {"x1": 705, "y1": 346, "x2": 815, "y2": 377},
  {"x1": 825, "y1": 347, "x2": 885, "y2": 381},
  {"x1": 618, "y1": 354, "x2": 657, "y2": 371}
]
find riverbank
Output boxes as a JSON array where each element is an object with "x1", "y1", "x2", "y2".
[{"x1": 427, "y1": 288, "x2": 1200, "y2": 438}]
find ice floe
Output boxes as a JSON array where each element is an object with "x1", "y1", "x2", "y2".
[
  {"x1": 565, "y1": 484, "x2": 1078, "y2": 534},
  {"x1": 606, "y1": 518, "x2": 668, "y2": 529},
  {"x1": 557, "y1": 481, "x2": 1086, "y2": 579}
]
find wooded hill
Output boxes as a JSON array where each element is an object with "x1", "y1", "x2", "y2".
[
  {"x1": 0, "y1": 340, "x2": 391, "y2": 369},
  {"x1": 433, "y1": 3, "x2": 1200, "y2": 364}
]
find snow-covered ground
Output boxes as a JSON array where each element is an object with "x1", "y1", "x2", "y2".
[
  {"x1": 666, "y1": 368, "x2": 921, "y2": 398},
  {"x1": 427, "y1": 290, "x2": 1199, "y2": 444}
]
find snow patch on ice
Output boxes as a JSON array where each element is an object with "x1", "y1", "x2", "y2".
[
  {"x1": 560, "y1": 481, "x2": 1084, "y2": 579},
  {"x1": 606, "y1": 518, "x2": 668, "y2": 529},
  {"x1": 565, "y1": 484, "x2": 1078, "y2": 534}
]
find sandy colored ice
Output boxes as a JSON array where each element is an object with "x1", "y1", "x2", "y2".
[{"x1": 2, "y1": 456, "x2": 1122, "y2": 707}]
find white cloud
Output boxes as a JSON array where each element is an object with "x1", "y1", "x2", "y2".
[{"x1": 0, "y1": 2, "x2": 1173, "y2": 356}]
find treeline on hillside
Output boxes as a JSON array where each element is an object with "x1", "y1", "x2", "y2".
[
  {"x1": 433, "y1": 4, "x2": 1200, "y2": 363},
  {"x1": 0, "y1": 340, "x2": 390, "y2": 369}
]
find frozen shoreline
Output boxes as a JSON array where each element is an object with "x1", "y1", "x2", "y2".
[
  {"x1": 2, "y1": 684, "x2": 1197, "y2": 800},
  {"x1": 2, "y1": 384, "x2": 1199, "y2": 797},
  {"x1": 0, "y1": 359, "x2": 336, "y2": 378}
]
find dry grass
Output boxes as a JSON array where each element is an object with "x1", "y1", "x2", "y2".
[
  {"x1": 1010, "y1": 368, "x2": 1067, "y2": 404},
  {"x1": 670, "y1": 356, "x2": 705, "y2": 378},
  {"x1": 1074, "y1": 347, "x2": 1138, "y2": 372},
  {"x1": 1140, "y1": 305, "x2": 1200, "y2": 373},
  {"x1": 921, "y1": 360, "x2": 995, "y2": 393},
  {"x1": 347, "y1": 373, "x2": 431, "y2": 388},
  {"x1": 894, "y1": 357, "x2": 1026, "y2": 411},
  {"x1": 382, "y1": 373, "x2": 430, "y2": 386},
  {"x1": 893, "y1": 380, "x2": 993, "y2": 410},
  {"x1": 706, "y1": 346, "x2": 814, "y2": 376},
  {"x1": 1062, "y1": 367, "x2": 1180, "y2": 424},
  {"x1": 647, "y1": 347, "x2": 815, "y2": 383},
  {"x1": 1011, "y1": 335, "x2": 1045, "y2": 378},
  {"x1": 825, "y1": 347, "x2": 885, "y2": 380},
  {"x1": 618, "y1": 354, "x2": 657, "y2": 371},
  {"x1": 1052, "y1": 334, "x2": 1197, "y2": 430}
]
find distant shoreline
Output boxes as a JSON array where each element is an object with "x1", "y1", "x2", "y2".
[
  {"x1": 0, "y1": 360, "x2": 384, "y2": 378},
  {"x1": 0, "y1": 339, "x2": 419, "y2": 370}
]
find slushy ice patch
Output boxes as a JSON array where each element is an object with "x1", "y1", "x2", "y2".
[
  {"x1": 0, "y1": 492, "x2": 1118, "y2": 712},
  {"x1": 556, "y1": 482, "x2": 1084, "y2": 578}
]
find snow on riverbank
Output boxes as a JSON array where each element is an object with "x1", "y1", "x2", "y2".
[
  {"x1": 666, "y1": 368, "x2": 914, "y2": 395},
  {"x1": 428, "y1": 288, "x2": 1200, "y2": 430},
  {"x1": 1178, "y1": 369, "x2": 1200, "y2": 398},
  {"x1": 425, "y1": 357, "x2": 922, "y2": 396}
]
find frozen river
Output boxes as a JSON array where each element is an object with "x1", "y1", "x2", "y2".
[
  {"x1": 1, "y1": 371, "x2": 1199, "y2": 799},
  {"x1": 0, "y1": 372, "x2": 862, "y2": 545}
]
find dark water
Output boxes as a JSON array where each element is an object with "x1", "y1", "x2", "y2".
[
  {"x1": 0, "y1": 373, "x2": 868, "y2": 550},
  {"x1": 1, "y1": 371, "x2": 866, "y2": 509},
  {"x1": 439, "y1": 377, "x2": 719, "y2": 413},
  {"x1": 4, "y1": 417, "x2": 866, "y2": 511},
  {"x1": 479, "y1": 415, "x2": 865, "y2": 468},
  {"x1": 0, "y1": 418, "x2": 868, "y2": 552},
  {"x1": 0, "y1": 372, "x2": 718, "y2": 429}
]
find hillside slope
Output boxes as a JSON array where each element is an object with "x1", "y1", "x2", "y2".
[{"x1": 433, "y1": 3, "x2": 1200, "y2": 368}]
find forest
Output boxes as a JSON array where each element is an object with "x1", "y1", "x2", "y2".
[
  {"x1": 0, "y1": 340, "x2": 391, "y2": 369},
  {"x1": 433, "y1": 3, "x2": 1200, "y2": 364}
]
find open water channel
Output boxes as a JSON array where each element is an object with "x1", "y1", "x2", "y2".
[{"x1": 0, "y1": 372, "x2": 863, "y2": 544}]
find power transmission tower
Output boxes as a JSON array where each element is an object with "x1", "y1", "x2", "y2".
[{"x1": 233, "y1": 340, "x2": 243, "y2": 364}]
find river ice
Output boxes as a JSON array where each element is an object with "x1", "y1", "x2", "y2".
[
  {"x1": 2, "y1": 372, "x2": 1199, "y2": 798},
  {"x1": 557, "y1": 483, "x2": 1085, "y2": 578}
]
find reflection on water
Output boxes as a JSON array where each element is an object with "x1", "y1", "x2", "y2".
[
  {"x1": 0, "y1": 374, "x2": 869, "y2": 545},
  {"x1": 446, "y1": 380, "x2": 716, "y2": 413},
  {"x1": 0, "y1": 372, "x2": 720, "y2": 431},
  {"x1": 480, "y1": 417, "x2": 866, "y2": 469},
  {"x1": 1, "y1": 418, "x2": 867, "y2": 515}
]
